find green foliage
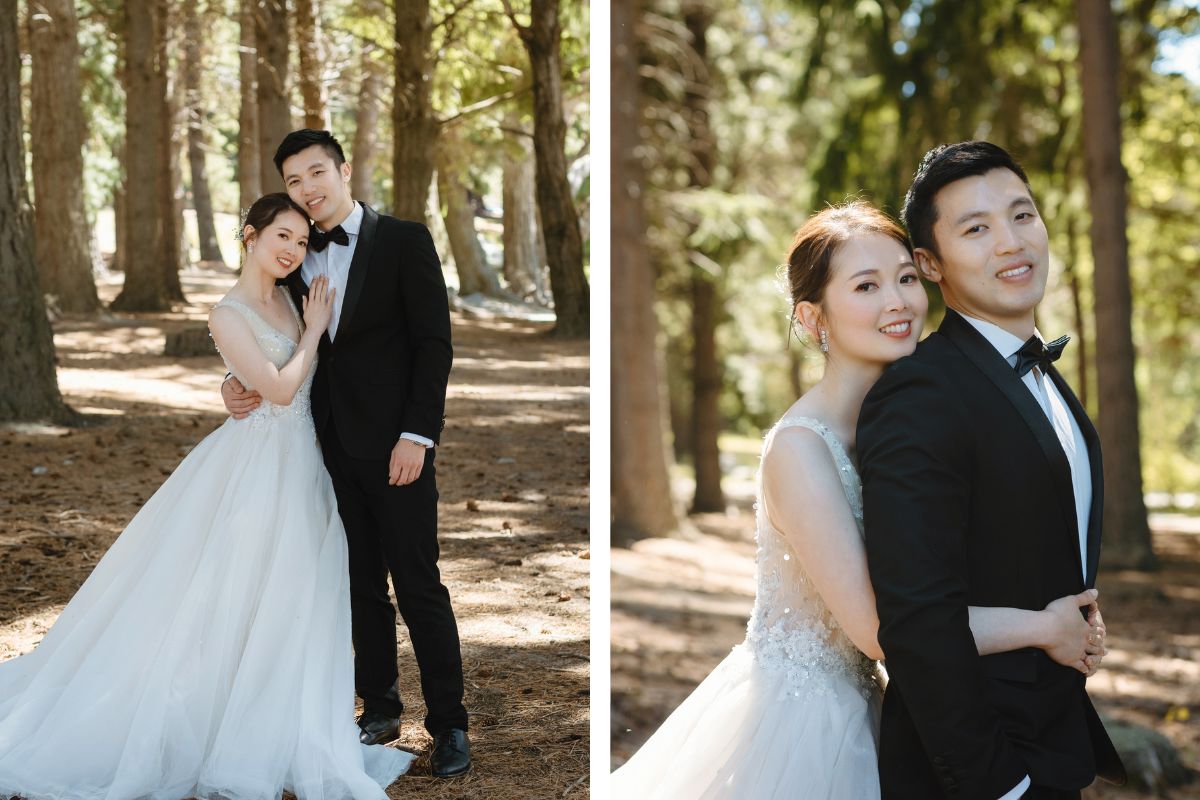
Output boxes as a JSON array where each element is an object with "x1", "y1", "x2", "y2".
[
  {"x1": 642, "y1": 0, "x2": 1200, "y2": 493},
  {"x1": 34, "y1": 0, "x2": 588, "y2": 265}
]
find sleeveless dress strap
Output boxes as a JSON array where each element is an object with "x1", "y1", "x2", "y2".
[
  {"x1": 215, "y1": 290, "x2": 298, "y2": 344},
  {"x1": 765, "y1": 414, "x2": 863, "y2": 526}
]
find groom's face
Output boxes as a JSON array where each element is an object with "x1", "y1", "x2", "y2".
[
  {"x1": 916, "y1": 168, "x2": 1049, "y2": 336},
  {"x1": 280, "y1": 145, "x2": 354, "y2": 230}
]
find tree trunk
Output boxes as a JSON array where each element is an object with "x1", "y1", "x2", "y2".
[
  {"x1": 159, "y1": 0, "x2": 185, "y2": 301},
  {"x1": 255, "y1": 0, "x2": 290, "y2": 193},
  {"x1": 392, "y1": 0, "x2": 436, "y2": 221},
  {"x1": 351, "y1": 1, "x2": 385, "y2": 206},
  {"x1": 27, "y1": 0, "x2": 100, "y2": 313},
  {"x1": 437, "y1": 154, "x2": 504, "y2": 298},
  {"x1": 1064, "y1": 210, "x2": 1088, "y2": 411},
  {"x1": 683, "y1": 3, "x2": 723, "y2": 513},
  {"x1": 666, "y1": 335, "x2": 692, "y2": 461},
  {"x1": 0, "y1": 0, "x2": 68, "y2": 421},
  {"x1": 112, "y1": 171, "x2": 128, "y2": 274},
  {"x1": 238, "y1": 0, "x2": 260, "y2": 218},
  {"x1": 611, "y1": 0, "x2": 679, "y2": 543},
  {"x1": 690, "y1": 273, "x2": 724, "y2": 512},
  {"x1": 183, "y1": 0, "x2": 224, "y2": 266},
  {"x1": 502, "y1": 116, "x2": 547, "y2": 303},
  {"x1": 112, "y1": 0, "x2": 169, "y2": 311},
  {"x1": 295, "y1": 0, "x2": 328, "y2": 129},
  {"x1": 1075, "y1": 0, "x2": 1155, "y2": 570},
  {"x1": 512, "y1": 0, "x2": 589, "y2": 338}
]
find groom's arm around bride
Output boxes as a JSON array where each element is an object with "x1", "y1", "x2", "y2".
[{"x1": 858, "y1": 141, "x2": 1124, "y2": 800}]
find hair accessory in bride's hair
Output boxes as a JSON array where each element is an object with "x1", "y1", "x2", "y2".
[{"x1": 234, "y1": 207, "x2": 251, "y2": 242}]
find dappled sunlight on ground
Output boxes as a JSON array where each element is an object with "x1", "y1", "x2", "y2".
[
  {"x1": 1, "y1": 267, "x2": 589, "y2": 798},
  {"x1": 611, "y1": 505, "x2": 1200, "y2": 798}
]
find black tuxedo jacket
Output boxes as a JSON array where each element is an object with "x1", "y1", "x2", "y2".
[
  {"x1": 283, "y1": 203, "x2": 452, "y2": 459},
  {"x1": 858, "y1": 309, "x2": 1125, "y2": 798}
]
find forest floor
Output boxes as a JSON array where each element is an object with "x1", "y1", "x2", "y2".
[
  {"x1": 0, "y1": 266, "x2": 590, "y2": 800},
  {"x1": 612, "y1": 489, "x2": 1200, "y2": 798}
]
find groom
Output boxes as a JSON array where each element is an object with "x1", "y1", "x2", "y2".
[
  {"x1": 222, "y1": 129, "x2": 470, "y2": 777},
  {"x1": 858, "y1": 142, "x2": 1125, "y2": 798}
]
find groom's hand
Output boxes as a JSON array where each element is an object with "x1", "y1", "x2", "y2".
[
  {"x1": 389, "y1": 438, "x2": 425, "y2": 486},
  {"x1": 222, "y1": 376, "x2": 262, "y2": 419}
]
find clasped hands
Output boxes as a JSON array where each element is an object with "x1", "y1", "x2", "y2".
[{"x1": 1042, "y1": 588, "x2": 1108, "y2": 678}]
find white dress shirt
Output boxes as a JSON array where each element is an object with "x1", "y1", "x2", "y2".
[
  {"x1": 961, "y1": 314, "x2": 1091, "y2": 582},
  {"x1": 961, "y1": 314, "x2": 1091, "y2": 800},
  {"x1": 301, "y1": 202, "x2": 433, "y2": 449}
]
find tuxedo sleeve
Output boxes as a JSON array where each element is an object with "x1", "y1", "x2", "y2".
[
  {"x1": 858, "y1": 358, "x2": 1028, "y2": 798},
  {"x1": 397, "y1": 222, "x2": 453, "y2": 444}
]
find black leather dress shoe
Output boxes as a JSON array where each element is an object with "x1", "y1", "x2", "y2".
[
  {"x1": 430, "y1": 728, "x2": 471, "y2": 777},
  {"x1": 357, "y1": 711, "x2": 400, "y2": 746}
]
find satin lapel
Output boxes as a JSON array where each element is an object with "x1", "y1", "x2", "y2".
[
  {"x1": 938, "y1": 310, "x2": 1080, "y2": 544},
  {"x1": 335, "y1": 202, "x2": 378, "y2": 341},
  {"x1": 1047, "y1": 365, "x2": 1104, "y2": 586}
]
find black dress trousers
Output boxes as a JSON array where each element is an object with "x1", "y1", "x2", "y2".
[{"x1": 319, "y1": 416, "x2": 467, "y2": 735}]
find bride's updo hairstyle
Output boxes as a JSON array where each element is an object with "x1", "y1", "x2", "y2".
[
  {"x1": 239, "y1": 192, "x2": 309, "y2": 251},
  {"x1": 786, "y1": 201, "x2": 910, "y2": 309},
  {"x1": 784, "y1": 201, "x2": 911, "y2": 343}
]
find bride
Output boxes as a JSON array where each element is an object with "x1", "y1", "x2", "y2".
[
  {"x1": 0, "y1": 193, "x2": 413, "y2": 800},
  {"x1": 610, "y1": 202, "x2": 1107, "y2": 799}
]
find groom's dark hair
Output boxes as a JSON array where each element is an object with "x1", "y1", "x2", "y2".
[
  {"x1": 273, "y1": 129, "x2": 347, "y2": 174},
  {"x1": 901, "y1": 141, "x2": 1031, "y2": 256}
]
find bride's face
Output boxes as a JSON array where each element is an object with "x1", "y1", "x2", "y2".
[
  {"x1": 817, "y1": 233, "x2": 928, "y2": 367},
  {"x1": 247, "y1": 210, "x2": 309, "y2": 280}
]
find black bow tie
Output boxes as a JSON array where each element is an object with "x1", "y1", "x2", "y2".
[
  {"x1": 309, "y1": 224, "x2": 349, "y2": 253},
  {"x1": 1013, "y1": 334, "x2": 1070, "y2": 378}
]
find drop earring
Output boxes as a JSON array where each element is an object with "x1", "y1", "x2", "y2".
[
  {"x1": 247, "y1": 242, "x2": 255, "y2": 254},
  {"x1": 819, "y1": 329, "x2": 829, "y2": 353}
]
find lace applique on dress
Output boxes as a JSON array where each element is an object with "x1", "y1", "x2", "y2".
[
  {"x1": 212, "y1": 288, "x2": 315, "y2": 432},
  {"x1": 740, "y1": 414, "x2": 878, "y2": 700}
]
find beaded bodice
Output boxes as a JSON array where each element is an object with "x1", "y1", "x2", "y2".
[
  {"x1": 742, "y1": 415, "x2": 878, "y2": 698},
  {"x1": 213, "y1": 288, "x2": 315, "y2": 430}
]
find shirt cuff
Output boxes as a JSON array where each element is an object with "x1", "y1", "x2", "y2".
[
  {"x1": 998, "y1": 775, "x2": 1031, "y2": 800},
  {"x1": 400, "y1": 432, "x2": 435, "y2": 448}
]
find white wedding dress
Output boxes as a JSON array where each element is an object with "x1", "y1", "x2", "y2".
[
  {"x1": 611, "y1": 416, "x2": 883, "y2": 799},
  {"x1": 0, "y1": 289, "x2": 414, "y2": 800}
]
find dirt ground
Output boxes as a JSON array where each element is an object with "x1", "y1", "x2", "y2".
[
  {"x1": 612, "y1": 504, "x2": 1200, "y2": 799},
  {"x1": 0, "y1": 267, "x2": 589, "y2": 799}
]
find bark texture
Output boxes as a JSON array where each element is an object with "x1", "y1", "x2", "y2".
[
  {"x1": 112, "y1": 0, "x2": 169, "y2": 311},
  {"x1": 502, "y1": 116, "x2": 547, "y2": 303},
  {"x1": 0, "y1": 0, "x2": 68, "y2": 421},
  {"x1": 350, "y1": 1, "x2": 385, "y2": 206},
  {"x1": 392, "y1": 0, "x2": 436, "y2": 221},
  {"x1": 238, "y1": 0, "x2": 261, "y2": 217},
  {"x1": 437, "y1": 146, "x2": 504, "y2": 298},
  {"x1": 183, "y1": 0, "x2": 224, "y2": 266},
  {"x1": 683, "y1": 3, "x2": 723, "y2": 513},
  {"x1": 159, "y1": 0, "x2": 185, "y2": 301},
  {"x1": 1076, "y1": 0, "x2": 1155, "y2": 569},
  {"x1": 508, "y1": 0, "x2": 589, "y2": 337},
  {"x1": 255, "y1": 0, "x2": 291, "y2": 193},
  {"x1": 295, "y1": 0, "x2": 328, "y2": 129},
  {"x1": 611, "y1": 0, "x2": 679, "y2": 543},
  {"x1": 28, "y1": 0, "x2": 100, "y2": 313}
]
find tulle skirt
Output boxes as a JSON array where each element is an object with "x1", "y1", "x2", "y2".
[
  {"x1": 0, "y1": 414, "x2": 413, "y2": 800},
  {"x1": 611, "y1": 644, "x2": 881, "y2": 799}
]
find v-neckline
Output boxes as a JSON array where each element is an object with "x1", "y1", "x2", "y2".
[{"x1": 225, "y1": 287, "x2": 301, "y2": 345}]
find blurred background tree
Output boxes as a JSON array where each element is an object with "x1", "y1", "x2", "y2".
[
  {"x1": 611, "y1": 0, "x2": 1200, "y2": 569},
  {"x1": 2, "y1": 0, "x2": 591, "y2": 422}
]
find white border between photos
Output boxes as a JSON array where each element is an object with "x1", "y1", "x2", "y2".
[{"x1": 589, "y1": 1, "x2": 612, "y2": 794}]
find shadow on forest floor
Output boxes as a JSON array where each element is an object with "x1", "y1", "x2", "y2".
[
  {"x1": 0, "y1": 268, "x2": 590, "y2": 799},
  {"x1": 612, "y1": 509, "x2": 1200, "y2": 799}
]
